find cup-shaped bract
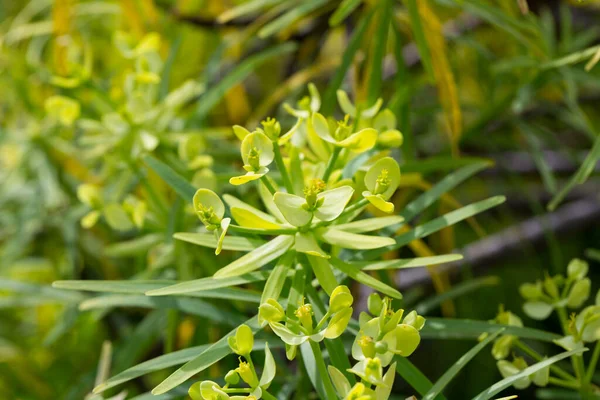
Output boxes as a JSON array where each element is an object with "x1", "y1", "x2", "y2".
[
  {"x1": 193, "y1": 189, "x2": 225, "y2": 231},
  {"x1": 329, "y1": 285, "x2": 354, "y2": 313},
  {"x1": 567, "y1": 258, "x2": 589, "y2": 280},
  {"x1": 258, "y1": 298, "x2": 286, "y2": 327},
  {"x1": 567, "y1": 278, "x2": 591, "y2": 308},
  {"x1": 362, "y1": 157, "x2": 401, "y2": 213},
  {"x1": 228, "y1": 324, "x2": 254, "y2": 356}
]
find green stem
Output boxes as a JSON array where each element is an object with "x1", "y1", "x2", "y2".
[
  {"x1": 246, "y1": 353, "x2": 260, "y2": 387},
  {"x1": 273, "y1": 143, "x2": 295, "y2": 194},
  {"x1": 229, "y1": 224, "x2": 297, "y2": 236},
  {"x1": 548, "y1": 377, "x2": 581, "y2": 390},
  {"x1": 308, "y1": 340, "x2": 338, "y2": 399},
  {"x1": 260, "y1": 176, "x2": 277, "y2": 195},
  {"x1": 514, "y1": 340, "x2": 577, "y2": 382},
  {"x1": 557, "y1": 306, "x2": 586, "y2": 392},
  {"x1": 322, "y1": 146, "x2": 342, "y2": 183},
  {"x1": 585, "y1": 341, "x2": 600, "y2": 384}
]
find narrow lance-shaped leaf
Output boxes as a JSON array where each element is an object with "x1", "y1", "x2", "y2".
[
  {"x1": 423, "y1": 329, "x2": 504, "y2": 400},
  {"x1": 151, "y1": 316, "x2": 261, "y2": 395},
  {"x1": 215, "y1": 235, "x2": 295, "y2": 278},
  {"x1": 473, "y1": 348, "x2": 587, "y2": 400}
]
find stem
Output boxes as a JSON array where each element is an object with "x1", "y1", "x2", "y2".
[
  {"x1": 514, "y1": 340, "x2": 577, "y2": 381},
  {"x1": 229, "y1": 224, "x2": 297, "y2": 236},
  {"x1": 548, "y1": 377, "x2": 581, "y2": 390},
  {"x1": 585, "y1": 341, "x2": 600, "y2": 384},
  {"x1": 273, "y1": 143, "x2": 295, "y2": 194},
  {"x1": 308, "y1": 340, "x2": 338, "y2": 399},
  {"x1": 246, "y1": 353, "x2": 260, "y2": 387},
  {"x1": 260, "y1": 176, "x2": 277, "y2": 195},
  {"x1": 322, "y1": 146, "x2": 341, "y2": 183}
]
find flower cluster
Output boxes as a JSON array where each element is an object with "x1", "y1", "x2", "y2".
[
  {"x1": 489, "y1": 258, "x2": 600, "y2": 392},
  {"x1": 259, "y1": 285, "x2": 353, "y2": 359},
  {"x1": 189, "y1": 325, "x2": 275, "y2": 400},
  {"x1": 324, "y1": 294, "x2": 425, "y2": 399}
]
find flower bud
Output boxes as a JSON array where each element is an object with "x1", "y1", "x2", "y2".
[
  {"x1": 377, "y1": 129, "x2": 404, "y2": 148},
  {"x1": 567, "y1": 278, "x2": 591, "y2": 308},
  {"x1": 402, "y1": 311, "x2": 425, "y2": 330},
  {"x1": 261, "y1": 117, "x2": 281, "y2": 141},
  {"x1": 258, "y1": 298, "x2": 285, "y2": 326},
  {"x1": 329, "y1": 285, "x2": 353, "y2": 313},
  {"x1": 225, "y1": 370, "x2": 240, "y2": 385},
  {"x1": 375, "y1": 341, "x2": 388, "y2": 354},
  {"x1": 519, "y1": 281, "x2": 543, "y2": 300},
  {"x1": 567, "y1": 258, "x2": 588, "y2": 280},
  {"x1": 367, "y1": 293, "x2": 383, "y2": 316}
]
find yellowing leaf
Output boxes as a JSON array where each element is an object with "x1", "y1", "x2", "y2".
[{"x1": 418, "y1": 0, "x2": 462, "y2": 156}]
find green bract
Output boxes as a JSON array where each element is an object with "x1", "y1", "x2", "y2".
[
  {"x1": 311, "y1": 112, "x2": 377, "y2": 152},
  {"x1": 230, "y1": 132, "x2": 274, "y2": 185},
  {"x1": 362, "y1": 157, "x2": 401, "y2": 213}
]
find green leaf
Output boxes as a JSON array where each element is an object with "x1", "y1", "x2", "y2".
[
  {"x1": 307, "y1": 255, "x2": 338, "y2": 296},
  {"x1": 357, "y1": 254, "x2": 463, "y2": 271},
  {"x1": 79, "y1": 295, "x2": 247, "y2": 324},
  {"x1": 404, "y1": 0, "x2": 434, "y2": 80},
  {"x1": 423, "y1": 329, "x2": 504, "y2": 400},
  {"x1": 151, "y1": 317, "x2": 260, "y2": 395},
  {"x1": 357, "y1": 196, "x2": 506, "y2": 261},
  {"x1": 415, "y1": 276, "x2": 500, "y2": 315},
  {"x1": 401, "y1": 162, "x2": 492, "y2": 221},
  {"x1": 317, "y1": 228, "x2": 395, "y2": 250},
  {"x1": 144, "y1": 156, "x2": 195, "y2": 202},
  {"x1": 395, "y1": 357, "x2": 446, "y2": 400},
  {"x1": 105, "y1": 234, "x2": 163, "y2": 257},
  {"x1": 214, "y1": 235, "x2": 295, "y2": 278},
  {"x1": 334, "y1": 216, "x2": 404, "y2": 233},
  {"x1": 473, "y1": 348, "x2": 588, "y2": 400},
  {"x1": 322, "y1": 10, "x2": 375, "y2": 114},
  {"x1": 295, "y1": 232, "x2": 329, "y2": 258},
  {"x1": 548, "y1": 133, "x2": 600, "y2": 210},
  {"x1": 94, "y1": 344, "x2": 210, "y2": 393},
  {"x1": 367, "y1": 0, "x2": 391, "y2": 104},
  {"x1": 218, "y1": 0, "x2": 283, "y2": 23},
  {"x1": 420, "y1": 318, "x2": 561, "y2": 342},
  {"x1": 329, "y1": 0, "x2": 361, "y2": 26},
  {"x1": 54, "y1": 280, "x2": 176, "y2": 294},
  {"x1": 261, "y1": 252, "x2": 295, "y2": 303},
  {"x1": 331, "y1": 259, "x2": 402, "y2": 299},
  {"x1": 173, "y1": 232, "x2": 265, "y2": 251},
  {"x1": 145, "y1": 272, "x2": 272, "y2": 296},
  {"x1": 195, "y1": 43, "x2": 297, "y2": 119},
  {"x1": 3, "y1": 279, "x2": 83, "y2": 302},
  {"x1": 258, "y1": 0, "x2": 327, "y2": 38}
]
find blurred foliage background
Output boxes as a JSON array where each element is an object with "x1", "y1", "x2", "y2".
[{"x1": 1, "y1": 0, "x2": 600, "y2": 399}]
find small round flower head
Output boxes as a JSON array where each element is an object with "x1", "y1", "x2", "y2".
[
  {"x1": 295, "y1": 299, "x2": 314, "y2": 330},
  {"x1": 261, "y1": 117, "x2": 281, "y2": 141}
]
